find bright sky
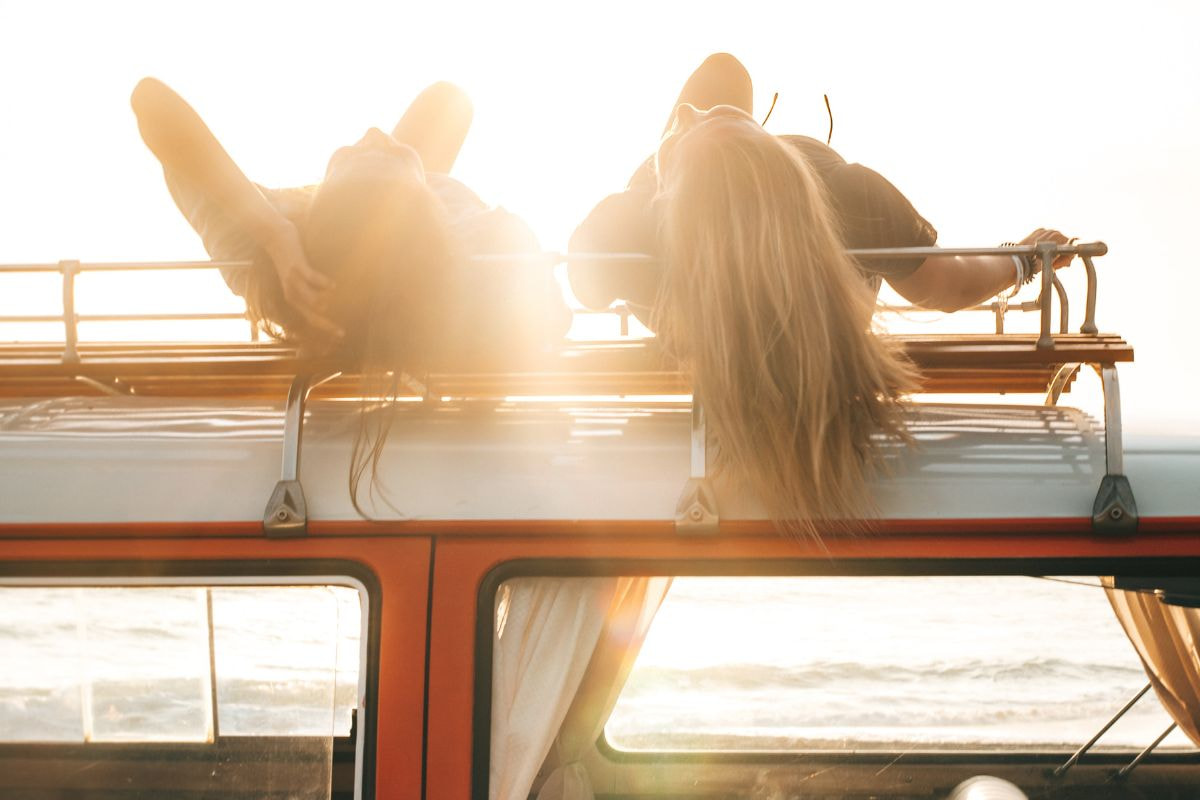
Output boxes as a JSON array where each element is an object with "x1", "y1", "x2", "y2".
[{"x1": 2, "y1": 0, "x2": 1198, "y2": 427}]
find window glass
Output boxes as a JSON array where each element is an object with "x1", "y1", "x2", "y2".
[
  {"x1": 211, "y1": 586, "x2": 360, "y2": 736},
  {"x1": 605, "y1": 576, "x2": 1190, "y2": 751},
  {"x1": 0, "y1": 582, "x2": 363, "y2": 800}
]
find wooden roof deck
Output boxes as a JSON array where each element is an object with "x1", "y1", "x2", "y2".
[{"x1": 0, "y1": 333, "x2": 1133, "y2": 400}]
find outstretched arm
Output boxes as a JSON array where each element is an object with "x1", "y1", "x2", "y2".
[
  {"x1": 130, "y1": 78, "x2": 341, "y2": 338},
  {"x1": 886, "y1": 228, "x2": 1072, "y2": 313},
  {"x1": 389, "y1": 81, "x2": 474, "y2": 174}
]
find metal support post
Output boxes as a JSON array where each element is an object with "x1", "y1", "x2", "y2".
[
  {"x1": 1115, "y1": 723, "x2": 1177, "y2": 780},
  {"x1": 1080, "y1": 255, "x2": 1100, "y2": 334},
  {"x1": 1037, "y1": 242, "x2": 1057, "y2": 349},
  {"x1": 263, "y1": 371, "x2": 340, "y2": 537},
  {"x1": 1053, "y1": 682, "x2": 1151, "y2": 777},
  {"x1": 675, "y1": 400, "x2": 719, "y2": 534},
  {"x1": 1052, "y1": 274, "x2": 1070, "y2": 334},
  {"x1": 1092, "y1": 364, "x2": 1138, "y2": 534},
  {"x1": 60, "y1": 260, "x2": 80, "y2": 363}
]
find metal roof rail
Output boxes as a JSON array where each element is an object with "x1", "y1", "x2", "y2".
[
  {"x1": 0, "y1": 242, "x2": 1108, "y2": 355},
  {"x1": 0, "y1": 242, "x2": 1131, "y2": 534}
]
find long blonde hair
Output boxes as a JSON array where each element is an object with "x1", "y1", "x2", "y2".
[{"x1": 655, "y1": 120, "x2": 917, "y2": 537}]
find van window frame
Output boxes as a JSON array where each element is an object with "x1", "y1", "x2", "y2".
[
  {"x1": 0, "y1": 558, "x2": 382, "y2": 800},
  {"x1": 473, "y1": 556, "x2": 1200, "y2": 799}
]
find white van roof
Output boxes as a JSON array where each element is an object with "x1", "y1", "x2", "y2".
[{"x1": 2, "y1": 395, "x2": 1196, "y2": 527}]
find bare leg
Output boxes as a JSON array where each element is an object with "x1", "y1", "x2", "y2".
[
  {"x1": 626, "y1": 53, "x2": 755, "y2": 186},
  {"x1": 661, "y1": 53, "x2": 753, "y2": 135},
  {"x1": 390, "y1": 82, "x2": 474, "y2": 174}
]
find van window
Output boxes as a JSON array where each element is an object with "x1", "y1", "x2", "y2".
[
  {"x1": 606, "y1": 576, "x2": 1188, "y2": 751},
  {"x1": 0, "y1": 580, "x2": 365, "y2": 800},
  {"x1": 484, "y1": 572, "x2": 1198, "y2": 800}
]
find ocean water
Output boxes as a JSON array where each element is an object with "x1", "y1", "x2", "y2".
[
  {"x1": 0, "y1": 577, "x2": 1190, "y2": 753},
  {"x1": 608, "y1": 576, "x2": 1192, "y2": 751},
  {"x1": 0, "y1": 585, "x2": 361, "y2": 742}
]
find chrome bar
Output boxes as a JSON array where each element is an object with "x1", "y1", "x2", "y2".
[
  {"x1": 1037, "y1": 241, "x2": 1057, "y2": 348},
  {"x1": 74, "y1": 313, "x2": 246, "y2": 323},
  {"x1": 280, "y1": 375, "x2": 308, "y2": 482},
  {"x1": 0, "y1": 300, "x2": 1069, "y2": 341},
  {"x1": 281, "y1": 372, "x2": 340, "y2": 482},
  {"x1": 467, "y1": 252, "x2": 567, "y2": 267},
  {"x1": 881, "y1": 297, "x2": 1042, "y2": 315},
  {"x1": 6, "y1": 302, "x2": 1053, "y2": 326},
  {"x1": 0, "y1": 259, "x2": 254, "y2": 273},
  {"x1": 857, "y1": 242, "x2": 1107, "y2": 259},
  {"x1": 1115, "y1": 723, "x2": 1177, "y2": 780},
  {"x1": 1081, "y1": 254, "x2": 1100, "y2": 334},
  {"x1": 61, "y1": 260, "x2": 79, "y2": 363},
  {"x1": 263, "y1": 371, "x2": 340, "y2": 538},
  {"x1": 4, "y1": 312, "x2": 249, "y2": 323},
  {"x1": 0, "y1": 244, "x2": 1107, "y2": 340},
  {"x1": 1098, "y1": 364, "x2": 1124, "y2": 476},
  {"x1": 0, "y1": 243, "x2": 1109, "y2": 273},
  {"x1": 1053, "y1": 682, "x2": 1151, "y2": 777},
  {"x1": 690, "y1": 401, "x2": 706, "y2": 479},
  {"x1": 558, "y1": 243, "x2": 1109, "y2": 263},
  {"x1": 1092, "y1": 363, "x2": 1138, "y2": 534},
  {"x1": 4, "y1": 315, "x2": 82, "y2": 323},
  {"x1": 1053, "y1": 273, "x2": 1069, "y2": 334},
  {"x1": 1045, "y1": 363, "x2": 1082, "y2": 407}
]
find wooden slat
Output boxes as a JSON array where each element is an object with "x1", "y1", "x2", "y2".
[
  {"x1": 0, "y1": 334, "x2": 1127, "y2": 400},
  {"x1": 900, "y1": 334, "x2": 1132, "y2": 368}
]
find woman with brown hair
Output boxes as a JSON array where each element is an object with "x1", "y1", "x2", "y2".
[
  {"x1": 132, "y1": 78, "x2": 570, "y2": 508},
  {"x1": 569, "y1": 53, "x2": 1070, "y2": 536}
]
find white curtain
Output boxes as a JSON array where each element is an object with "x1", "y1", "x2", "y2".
[
  {"x1": 1105, "y1": 582, "x2": 1200, "y2": 744},
  {"x1": 535, "y1": 576, "x2": 671, "y2": 800},
  {"x1": 489, "y1": 576, "x2": 670, "y2": 800}
]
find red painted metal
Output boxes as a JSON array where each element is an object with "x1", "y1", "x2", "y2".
[{"x1": 0, "y1": 536, "x2": 431, "y2": 800}]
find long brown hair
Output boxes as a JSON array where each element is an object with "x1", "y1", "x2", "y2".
[{"x1": 655, "y1": 119, "x2": 917, "y2": 537}]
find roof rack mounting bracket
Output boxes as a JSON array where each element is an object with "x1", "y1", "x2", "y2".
[
  {"x1": 675, "y1": 477, "x2": 719, "y2": 535},
  {"x1": 1093, "y1": 474, "x2": 1138, "y2": 534},
  {"x1": 1091, "y1": 363, "x2": 1138, "y2": 535},
  {"x1": 264, "y1": 479, "x2": 307, "y2": 537},
  {"x1": 675, "y1": 401, "x2": 719, "y2": 535},
  {"x1": 263, "y1": 370, "x2": 340, "y2": 538}
]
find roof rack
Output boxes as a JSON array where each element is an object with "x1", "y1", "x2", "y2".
[{"x1": 0, "y1": 242, "x2": 1133, "y2": 536}]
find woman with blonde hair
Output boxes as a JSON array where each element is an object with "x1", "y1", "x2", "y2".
[
  {"x1": 570, "y1": 54, "x2": 1070, "y2": 535},
  {"x1": 133, "y1": 78, "x2": 570, "y2": 509}
]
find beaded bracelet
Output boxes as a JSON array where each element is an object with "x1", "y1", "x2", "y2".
[{"x1": 1000, "y1": 243, "x2": 1038, "y2": 286}]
